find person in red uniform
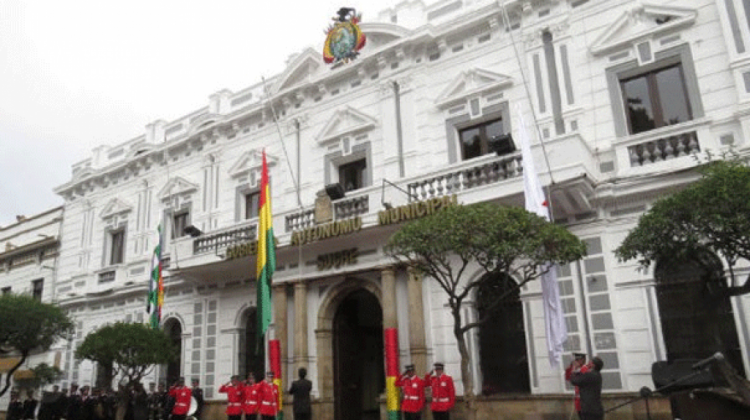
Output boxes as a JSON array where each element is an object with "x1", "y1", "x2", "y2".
[
  {"x1": 257, "y1": 372, "x2": 279, "y2": 420},
  {"x1": 242, "y1": 374, "x2": 260, "y2": 420},
  {"x1": 168, "y1": 377, "x2": 192, "y2": 420},
  {"x1": 424, "y1": 363, "x2": 455, "y2": 420},
  {"x1": 219, "y1": 376, "x2": 245, "y2": 420},
  {"x1": 395, "y1": 364, "x2": 425, "y2": 420},
  {"x1": 565, "y1": 353, "x2": 589, "y2": 419}
]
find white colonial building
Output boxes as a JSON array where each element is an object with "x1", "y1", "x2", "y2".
[{"x1": 24, "y1": 0, "x2": 750, "y2": 419}]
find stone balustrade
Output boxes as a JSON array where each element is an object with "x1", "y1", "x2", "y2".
[
  {"x1": 193, "y1": 224, "x2": 257, "y2": 255},
  {"x1": 285, "y1": 209, "x2": 315, "y2": 232},
  {"x1": 334, "y1": 195, "x2": 369, "y2": 219},
  {"x1": 628, "y1": 131, "x2": 699, "y2": 167},
  {"x1": 408, "y1": 153, "x2": 523, "y2": 201}
]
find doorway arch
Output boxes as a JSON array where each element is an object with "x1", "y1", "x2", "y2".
[
  {"x1": 654, "y1": 250, "x2": 745, "y2": 374},
  {"x1": 316, "y1": 278, "x2": 384, "y2": 420},
  {"x1": 475, "y1": 272, "x2": 530, "y2": 394},
  {"x1": 238, "y1": 307, "x2": 265, "y2": 382},
  {"x1": 163, "y1": 318, "x2": 183, "y2": 386}
]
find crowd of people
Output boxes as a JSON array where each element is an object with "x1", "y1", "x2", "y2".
[{"x1": 5, "y1": 379, "x2": 205, "y2": 420}]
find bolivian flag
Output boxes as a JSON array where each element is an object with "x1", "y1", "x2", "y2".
[
  {"x1": 385, "y1": 328, "x2": 400, "y2": 420},
  {"x1": 256, "y1": 150, "x2": 275, "y2": 343}
]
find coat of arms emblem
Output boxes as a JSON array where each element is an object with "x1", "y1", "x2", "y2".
[{"x1": 323, "y1": 7, "x2": 366, "y2": 64}]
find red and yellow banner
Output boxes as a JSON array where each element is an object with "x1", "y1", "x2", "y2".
[
  {"x1": 269, "y1": 339, "x2": 283, "y2": 420},
  {"x1": 384, "y1": 328, "x2": 400, "y2": 420}
]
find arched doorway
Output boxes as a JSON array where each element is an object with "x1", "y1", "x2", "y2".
[
  {"x1": 476, "y1": 272, "x2": 530, "y2": 394},
  {"x1": 238, "y1": 308, "x2": 265, "y2": 381},
  {"x1": 333, "y1": 289, "x2": 384, "y2": 420},
  {"x1": 655, "y1": 251, "x2": 745, "y2": 375},
  {"x1": 163, "y1": 319, "x2": 183, "y2": 385}
]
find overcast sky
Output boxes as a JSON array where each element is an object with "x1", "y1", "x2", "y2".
[{"x1": 0, "y1": 0, "x2": 402, "y2": 227}]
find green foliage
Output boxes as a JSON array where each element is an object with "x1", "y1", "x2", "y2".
[
  {"x1": 615, "y1": 160, "x2": 750, "y2": 296},
  {"x1": 76, "y1": 322, "x2": 177, "y2": 385},
  {"x1": 0, "y1": 294, "x2": 73, "y2": 397},
  {"x1": 386, "y1": 202, "x2": 587, "y2": 330},
  {"x1": 29, "y1": 363, "x2": 63, "y2": 388}
]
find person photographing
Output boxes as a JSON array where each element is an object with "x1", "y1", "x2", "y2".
[
  {"x1": 565, "y1": 353, "x2": 589, "y2": 419},
  {"x1": 569, "y1": 357, "x2": 604, "y2": 420}
]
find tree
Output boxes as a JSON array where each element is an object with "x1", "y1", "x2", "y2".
[
  {"x1": 76, "y1": 322, "x2": 177, "y2": 420},
  {"x1": 0, "y1": 294, "x2": 74, "y2": 397},
  {"x1": 615, "y1": 160, "x2": 750, "y2": 297},
  {"x1": 385, "y1": 202, "x2": 586, "y2": 419},
  {"x1": 75, "y1": 322, "x2": 177, "y2": 387}
]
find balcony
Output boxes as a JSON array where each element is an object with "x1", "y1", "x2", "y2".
[
  {"x1": 628, "y1": 131, "x2": 699, "y2": 167},
  {"x1": 193, "y1": 223, "x2": 257, "y2": 255},
  {"x1": 408, "y1": 152, "x2": 523, "y2": 201},
  {"x1": 285, "y1": 193, "x2": 370, "y2": 232}
]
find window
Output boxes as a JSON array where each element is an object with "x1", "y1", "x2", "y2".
[
  {"x1": 245, "y1": 192, "x2": 260, "y2": 219},
  {"x1": 110, "y1": 229, "x2": 125, "y2": 265},
  {"x1": 459, "y1": 118, "x2": 514, "y2": 160},
  {"x1": 338, "y1": 159, "x2": 367, "y2": 192},
  {"x1": 172, "y1": 211, "x2": 189, "y2": 239},
  {"x1": 2, "y1": 286, "x2": 11, "y2": 295},
  {"x1": 620, "y1": 64, "x2": 692, "y2": 134},
  {"x1": 32, "y1": 279, "x2": 43, "y2": 301}
]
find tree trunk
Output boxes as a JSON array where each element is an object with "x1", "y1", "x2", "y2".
[
  {"x1": 452, "y1": 308, "x2": 476, "y2": 420},
  {"x1": 0, "y1": 352, "x2": 27, "y2": 398}
]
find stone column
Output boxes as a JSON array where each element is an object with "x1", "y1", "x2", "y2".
[
  {"x1": 293, "y1": 281, "x2": 309, "y2": 374},
  {"x1": 314, "y1": 328, "x2": 334, "y2": 420},
  {"x1": 273, "y1": 285, "x2": 288, "y2": 378},
  {"x1": 381, "y1": 267, "x2": 397, "y2": 329},
  {"x1": 407, "y1": 267, "x2": 428, "y2": 374}
]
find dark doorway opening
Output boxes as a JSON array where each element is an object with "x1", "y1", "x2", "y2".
[
  {"x1": 333, "y1": 289, "x2": 384, "y2": 420},
  {"x1": 239, "y1": 308, "x2": 265, "y2": 382},
  {"x1": 476, "y1": 272, "x2": 530, "y2": 394},
  {"x1": 655, "y1": 252, "x2": 745, "y2": 376},
  {"x1": 164, "y1": 319, "x2": 182, "y2": 386}
]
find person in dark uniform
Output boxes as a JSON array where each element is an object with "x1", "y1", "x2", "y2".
[
  {"x1": 7, "y1": 390, "x2": 25, "y2": 420},
  {"x1": 80, "y1": 387, "x2": 96, "y2": 420},
  {"x1": 190, "y1": 379, "x2": 204, "y2": 420},
  {"x1": 288, "y1": 367, "x2": 312, "y2": 420},
  {"x1": 131, "y1": 383, "x2": 149, "y2": 420},
  {"x1": 23, "y1": 389, "x2": 38, "y2": 420},
  {"x1": 147, "y1": 384, "x2": 165, "y2": 420},
  {"x1": 66, "y1": 385, "x2": 82, "y2": 420},
  {"x1": 569, "y1": 357, "x2": 604, "y2": 420}
]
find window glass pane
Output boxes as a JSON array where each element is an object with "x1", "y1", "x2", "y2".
[
  {"x1": 111, "y1": 231, "x2": 124, "y2": 264},
  {"x1": 485, "y1": 119, "x2": 504, "y2": 139},
  {"x1": 743, "y1": 0, "x2": 750, "y2": 33},
  {"x1": 339, "y1": 159, "x2": 366, "y2": 192},
  {"x1": 655, "y1": 66, "x2": 691, "y2": 126},
  {"x1": 621, "y1": 76, "x2": 655, "y2": 134},
  {"x1": 173, "y1": 213, "x2": 188, "y2": 238},
  {"x1": 459, "y1": 127, "x2": 482, "y2": 159},
  {"x1": 245, "y1": 192, "x2": 260, "y2": 219}
]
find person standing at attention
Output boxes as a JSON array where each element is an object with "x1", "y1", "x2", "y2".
[
  {"x1": 168, "y1": 378, "x2": 192, "y2": 420},
  {"x1": 424, "y1": 363, "x2": 455, "y2": 420},
  {"x1": 219, "y1": 376, "x2": 244, "y2": 420},
  {"x1": 569, "y1": 357, "x2": 604, "y2": 420},
  {"x1": 257, "y1": 372, "x2": 279, "y2": 420},
  {"x1": 242, "y1": 374, "x2": 259, "y2": 420},
  {"x1": 396, "y1": 364, "x2": 425, "y2": 420},
  {"x1": 288, "y1": 368, "x2": 312, "y2": 420}
]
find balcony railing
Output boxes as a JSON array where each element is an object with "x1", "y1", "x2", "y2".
[
  {"x1": 628, "y1": 131, "x2": 699, "y2": 167},
  {"x1": 285, "y1": 208, "x2": 315, "y2": 232},
  {"x1": 98, "y1": 270, "x2": 116, "y2": 284},
  {"x1": 408, "y1": 153, "x2": 523, "y2": 201},
  {"x1": 193, "y1": 224, "x2": 257, "y2": 255},
  {"x1": 334, "y1": 195, "x2": 369, "y2": 219}
]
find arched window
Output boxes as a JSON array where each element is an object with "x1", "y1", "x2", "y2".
[
  {"x1": 162, "y1": 319, "x2": 183, "y2": 386},
  {"x1": 655, "y1": 250, "x2": 745, "y2": 375},
  {"x1": 476, "y1": 272, "x2": 530, "y2": 394},
  {"x1": 238, "y1": 308, "x2": 264, "y2": 382}
]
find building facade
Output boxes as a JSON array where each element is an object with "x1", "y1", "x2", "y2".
[
  {"x1": 0, "y1": 208, "x2": 63, "y2": 409},
  {"x1": 25, "y1": 0, "x2": 750, "y2": 418}
]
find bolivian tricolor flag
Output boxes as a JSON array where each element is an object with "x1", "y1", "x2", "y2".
[
  {"x1": 256, "y1": 150, "x2": 275, "y2": 344},
  {"x1": 385, "y1": 328, "x2": 400, "y2": 420},
  {"x1": 269, "y1": 339, "x2": 283, "y2": 420}
]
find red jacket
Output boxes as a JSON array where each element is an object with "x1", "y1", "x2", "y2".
[
  {"x1": 565, "y1": 364, "x2": 589, "y2": 412},
  {"x1": 169, "y1": 386, "x2": 193, "y2": 415},
  {"x1": 242, "y1": 383, "x2": 260, "y2": 414},
  {"x1": 218, "y1": 383, "x2": 244, "y2": 415},
  {"x1": 257, "y1": 381, "x2": 279, "y2": 416},
  {"x1": 395, "y1": 374, "x2": 425, "y2": 413},
  {"x1": 424, "y1": 373, "x2": 455, "y2": 412}
]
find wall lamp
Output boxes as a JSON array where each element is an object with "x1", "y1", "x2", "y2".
[
  {"x1": 381, "y1": 179, "x2": 419, "y2": 209},
  {"x1": 184, "y1": 225, "x2": 203, "y2": 237}
]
